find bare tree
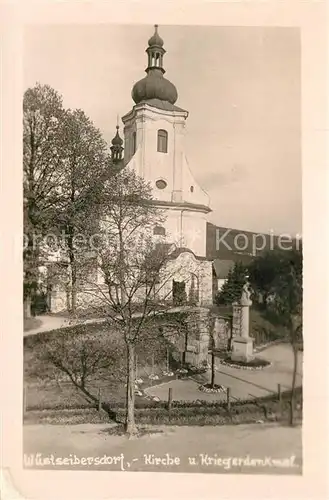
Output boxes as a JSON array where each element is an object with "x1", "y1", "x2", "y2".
[
  {"x1": 35, "y1": 327, "x2": 125, "y2": 407},
  {"x1": 79, "y1": 167, "x2": 180, "y2": 435}
]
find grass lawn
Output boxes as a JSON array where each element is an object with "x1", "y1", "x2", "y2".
[
  {"x1": 24, "y1": 304, "x2": 291, "y2": 416},
  {"x1": 24, "y1": 321, "x2": 175, "y2": 412}
]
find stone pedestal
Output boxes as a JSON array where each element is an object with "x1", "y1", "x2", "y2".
[
  {"x1": 232, "y1": 303, "x2": 242, "y2": 337},
  {"x1": 184, "y1": 307, "x2": 210, "y2": 368},
  {"x1": 231, "y1": 283, "x2": 254, "y2": 362},
  {"x1": 231, "y1": 336, "x2": 254, "y2": 362}
]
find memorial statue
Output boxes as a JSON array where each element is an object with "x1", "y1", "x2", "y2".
[{"x1": 240, "y1": 281, "x2": 252, "y2": 305}]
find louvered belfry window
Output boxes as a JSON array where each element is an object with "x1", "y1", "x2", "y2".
[{"x1": 157, "y1": 129, "x2": 168, "y2": 153}]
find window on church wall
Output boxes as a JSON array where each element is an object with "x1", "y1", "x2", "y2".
[
  {"x1": 157, "y1": 129, "x2": 168, "y2": 153},
  {"x1": 153, "y1": 225, "x2": 166, "y2": 236},
  {"x1": 132, "y1": 132, "x2": 136, "y2": 155},
  {"x1": 155, "y1": 179, "x2": 167, "y2": 190}
]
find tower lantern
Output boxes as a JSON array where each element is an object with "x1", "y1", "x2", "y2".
[{"x1": 146, "y1": 24, "x2": 166, "y2": 72}]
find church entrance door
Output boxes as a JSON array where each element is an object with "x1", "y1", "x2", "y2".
[{"x1": 172, "y1": 280, "x2": 187, "y2": 306}]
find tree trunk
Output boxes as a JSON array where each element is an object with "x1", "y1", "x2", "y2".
[
  {"x1": 125, "y1": 342, "x2": 137, "y2": 436},
  {"x1": 289, "y1": 342, "x2": 298, "y2": 426},
  {"x1": 24, "y1": 296, "x2": 32, "y2": 319},
  {"x1": 68, "y1": 232, "x2": 77, "y2": 314},
  {"x1": 24, "y1": 236, "x2": 39, "y2": 319},
  {"x1": 210, "y1": 333, "x2": 216, "y2": 387},
  {"x1": 69, "y1": 259, "x2": 77, "y2": 314},
  {"x1": 71, "y1": 275, "x2": 77, "y2": 313},
  {"x1": 211, "y1": 351, "x2": 215, "y2": 387}
]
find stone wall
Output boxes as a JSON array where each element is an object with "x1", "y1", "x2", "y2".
[
  {"x1": 49, "y1": 251, "x2": 213, "y2": 313},
  {"x1": 49, "y1": 286, "x2": 108, "y2": 314},
  {"x1": 185, "y1": 308, "x2": 210, "y2": 367}
]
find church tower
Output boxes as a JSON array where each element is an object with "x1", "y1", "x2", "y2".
[{"x1": 122, "y1": 25, "x2": 211, "y2": 258}]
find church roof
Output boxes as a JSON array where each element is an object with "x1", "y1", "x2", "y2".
[
  {"x1": 206, "y1": 222, "x2": 279, "y2": 260},
  {"x1": 111, "y1": 125, "x2": 123, "y2": 146},
  {"x1": 213, "y1": 257, "x2": 253, "y2": 279},
  {"x1": 132, "y1": 70, "x2": 178, "y2": 106},
  {"x1": 207, "y1": 222, "x2": 301, "y2": 273},
  {"x1": 168, "y1": 247, "x2": 209, "y2": 261}
]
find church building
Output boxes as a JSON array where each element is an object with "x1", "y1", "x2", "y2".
[{"x1": 47, "y1": 25, "x2": 279, "y2": 313}]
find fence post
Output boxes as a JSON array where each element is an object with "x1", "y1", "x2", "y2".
[
  {"x1": 226, "y1": 388, "x2": 231, "y2": 411},
  {"x1": 166, "y1": 348, "x2": 170, "y2": 372},
  {"x1": 168, "y1": 387, "x2": 173, "y2": 422},
  {"x1": 98, "y1": 388, "x2": 102, "y2": 413},
  {"x1": 135, "y1": 354, "x2": 138, "y2": 379},
  {"x1": 277, "y1": 383, "x2": 282, "y2": 403},
  {"x1": 168, "y1": 387, "x2": 173, "y2": 411}
]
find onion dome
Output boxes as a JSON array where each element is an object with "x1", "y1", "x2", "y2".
[
  {"x1": 132, "y1": 70, "x2": 178, "y2": 105},
  {"x1": 110, "y1": 125, "x2": 123, "y2": 163},
  {"x1": 148, "y1": 24, "x2": 164, "y2": 47},
  {"x1": 111, "y1": 125, "x2": 123, "y2": 146},
  {"x1": 131, "y1": 25, "x2": 178, "y2": 106}
]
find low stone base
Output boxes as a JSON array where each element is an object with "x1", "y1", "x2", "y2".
[{"x1": 231, "y1": 336, "x2": 254, "y2": 363}]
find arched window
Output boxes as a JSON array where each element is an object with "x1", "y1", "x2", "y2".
[
  {"x1": 132, "y1": 132, "x2": 136, "y2": 155},
  {"x1": 157, "y1": 129, "x2": 168, "y2": 153},
  {"x1": 153, "y1": 226, "x2": 166, "y2": 236}
]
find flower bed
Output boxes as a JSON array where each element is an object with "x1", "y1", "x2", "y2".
[
  {"x1": 199, "y1": 383, "x2": 227, "y2": 394},
  {"x1": 220, "y1": 357, "x2": 271, "y2": 371}
]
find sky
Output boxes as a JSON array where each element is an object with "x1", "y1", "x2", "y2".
[{"x1": 24, "y1": 24, "x2": 301, "y2": 236}]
